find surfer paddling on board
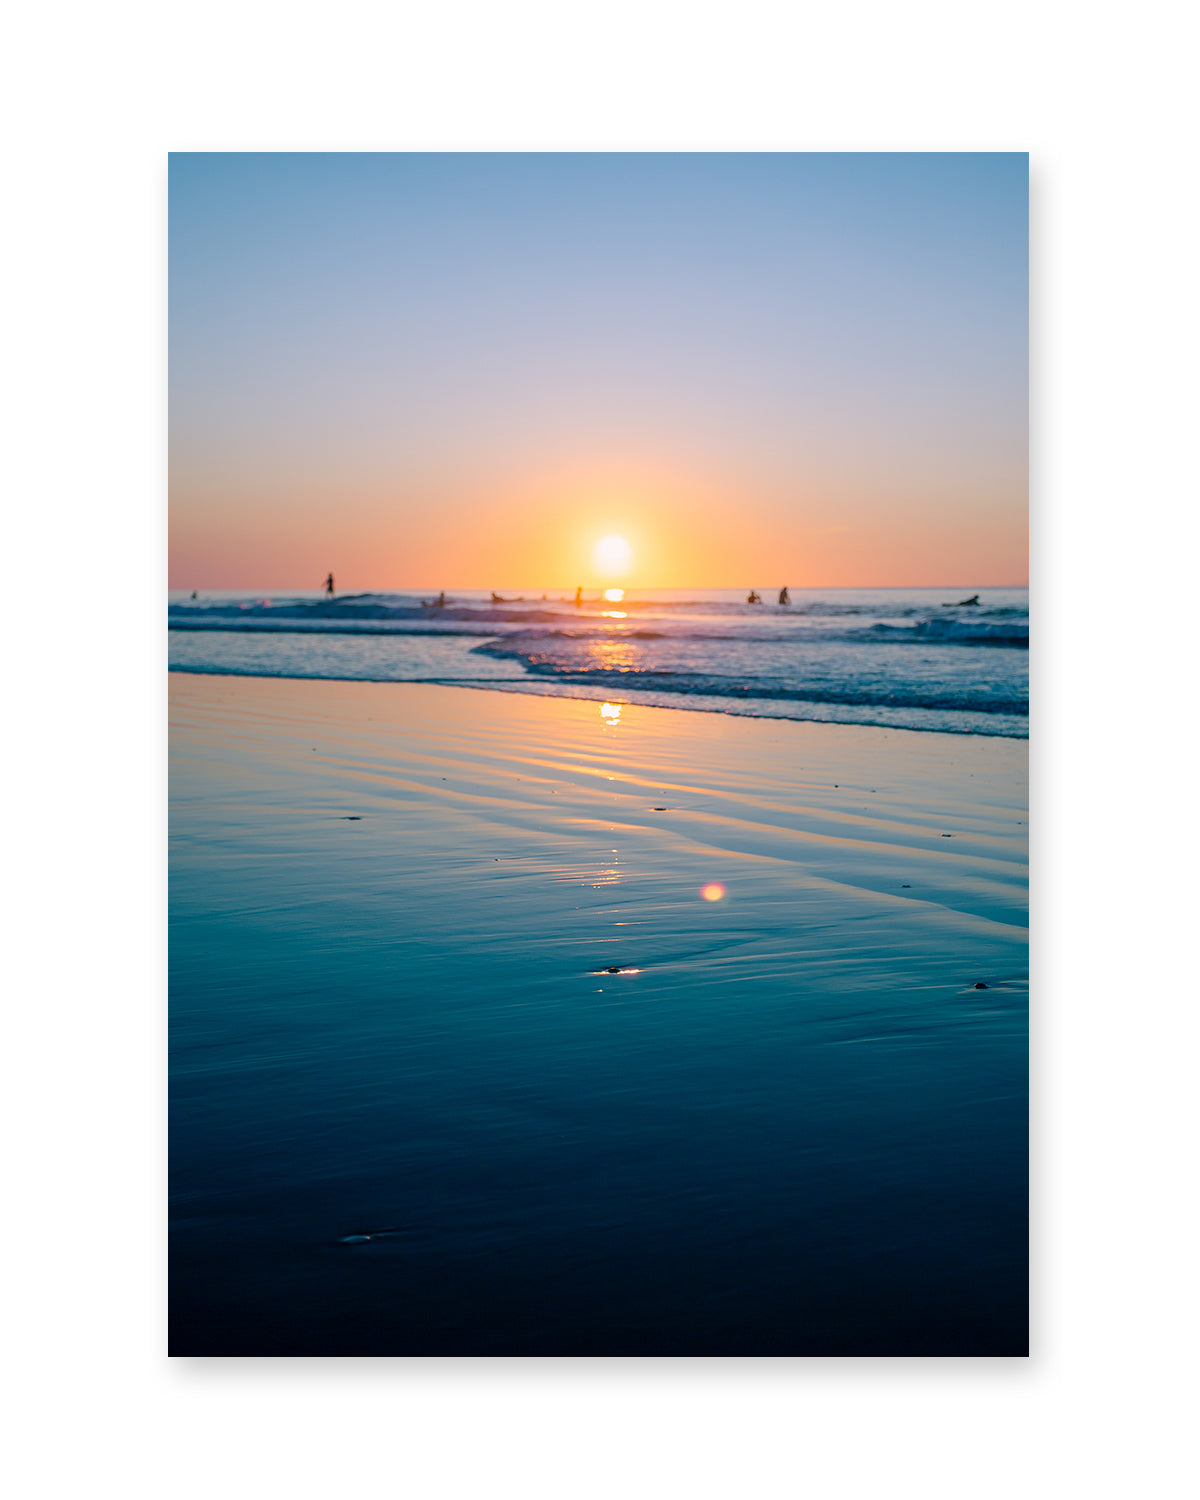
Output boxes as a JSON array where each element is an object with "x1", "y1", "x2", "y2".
[{"x1": 942, "y1": 593, "x2": 980, "y2": 607}]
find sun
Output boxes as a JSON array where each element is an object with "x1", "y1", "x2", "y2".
[{"x1": 593, "y1": 533, "x2": 632, "y2": 579}]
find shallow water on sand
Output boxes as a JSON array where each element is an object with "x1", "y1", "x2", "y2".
[{"x1": 170, "y1": 675, "x2": 1027, "y2": 1355}]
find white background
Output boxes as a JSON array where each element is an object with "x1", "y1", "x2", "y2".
[{"x1": 4, "y1": 2, "x2": 1197, "y2": 1496}]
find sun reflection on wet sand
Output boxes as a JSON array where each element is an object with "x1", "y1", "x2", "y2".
[{"x1": 171, "y1": 663, "x2": 1028, "y2": 1357}]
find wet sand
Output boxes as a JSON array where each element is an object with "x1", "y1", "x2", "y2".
[{"x1": 170, "y1": 673, "x2": 1027, "y2": 1355}]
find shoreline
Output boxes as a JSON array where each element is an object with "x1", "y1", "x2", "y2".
[{"x1": 167, "y1": 666, "x2": 1029, "y2": 740}]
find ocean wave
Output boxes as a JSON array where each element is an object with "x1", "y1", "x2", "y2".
[
  {"x1": 168, "y1": 599, "x2": 564, "y2": 627},
  {"x1": 168, "y1": 592, "x2": 1027, "y2": 627},
  {"x1": 465, "y1": 655, "x2": 1026, "y2": 716},
  {"x1": 169, "y1": 619, "x2": 506, "y2": 637},
  {"x1": 860, "y1": 618, "x2": 1028, "y2": 646},
  {"x1": 168, "y1": 613, "x2": 1025, "y2": 647}
]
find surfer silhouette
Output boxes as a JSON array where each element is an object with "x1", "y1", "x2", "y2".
[
  {"x1": 942, "y1": 593, "x2": 980, "y2": 607},
  {"x1": 747, "y1": 589, "x2": 762, "y2": 604},
  {"x1": 778, "y1": 586, "x2": 790, "y2": 605},
  {"x1": 574, "y1": 586, "x2": 582, "y2": 607},
  {"x1": 324, "y1": 572, "x2": 335, "y2": 597}
]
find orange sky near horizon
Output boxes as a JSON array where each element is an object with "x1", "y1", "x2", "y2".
[
  {"x1": 169, "y1": 502, "x2": 1026, "y2": 593},
  {"x1": 170, "y1": 452, "x2": 1026, "y2": 592}
]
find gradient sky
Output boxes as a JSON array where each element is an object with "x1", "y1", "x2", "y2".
[{"x1": 169, "y1": 153, "x2": 1027, "y2": 590}]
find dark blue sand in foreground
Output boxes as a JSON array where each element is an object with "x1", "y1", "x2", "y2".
[{"x1": 170, "y1": 675, "x2": 1027, "y2": 1356}]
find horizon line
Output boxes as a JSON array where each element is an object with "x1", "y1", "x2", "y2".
[{"x1": 169, "y1": 582, "x2": 1030, "y2": 593}]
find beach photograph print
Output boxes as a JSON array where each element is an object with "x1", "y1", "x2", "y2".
[{"x1": 169, "y1": 152, "x2": 1028, "y2": 1357}]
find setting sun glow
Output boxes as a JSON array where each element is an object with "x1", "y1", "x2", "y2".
[
  {"x1": 604, "y1": 588, "x2": 625, "y2": 602},
  {"x1": 594, "y1": 535, "x2": 632, "y2": 579}
]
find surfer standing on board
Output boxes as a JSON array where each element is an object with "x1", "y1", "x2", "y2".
[{"x1": 324, "y1": 572, "x2": 335, "y2": 597}]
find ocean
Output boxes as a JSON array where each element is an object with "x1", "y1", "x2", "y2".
[{"x1": 169, "y1": 586, "x2": 1028, "y2": 739}]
